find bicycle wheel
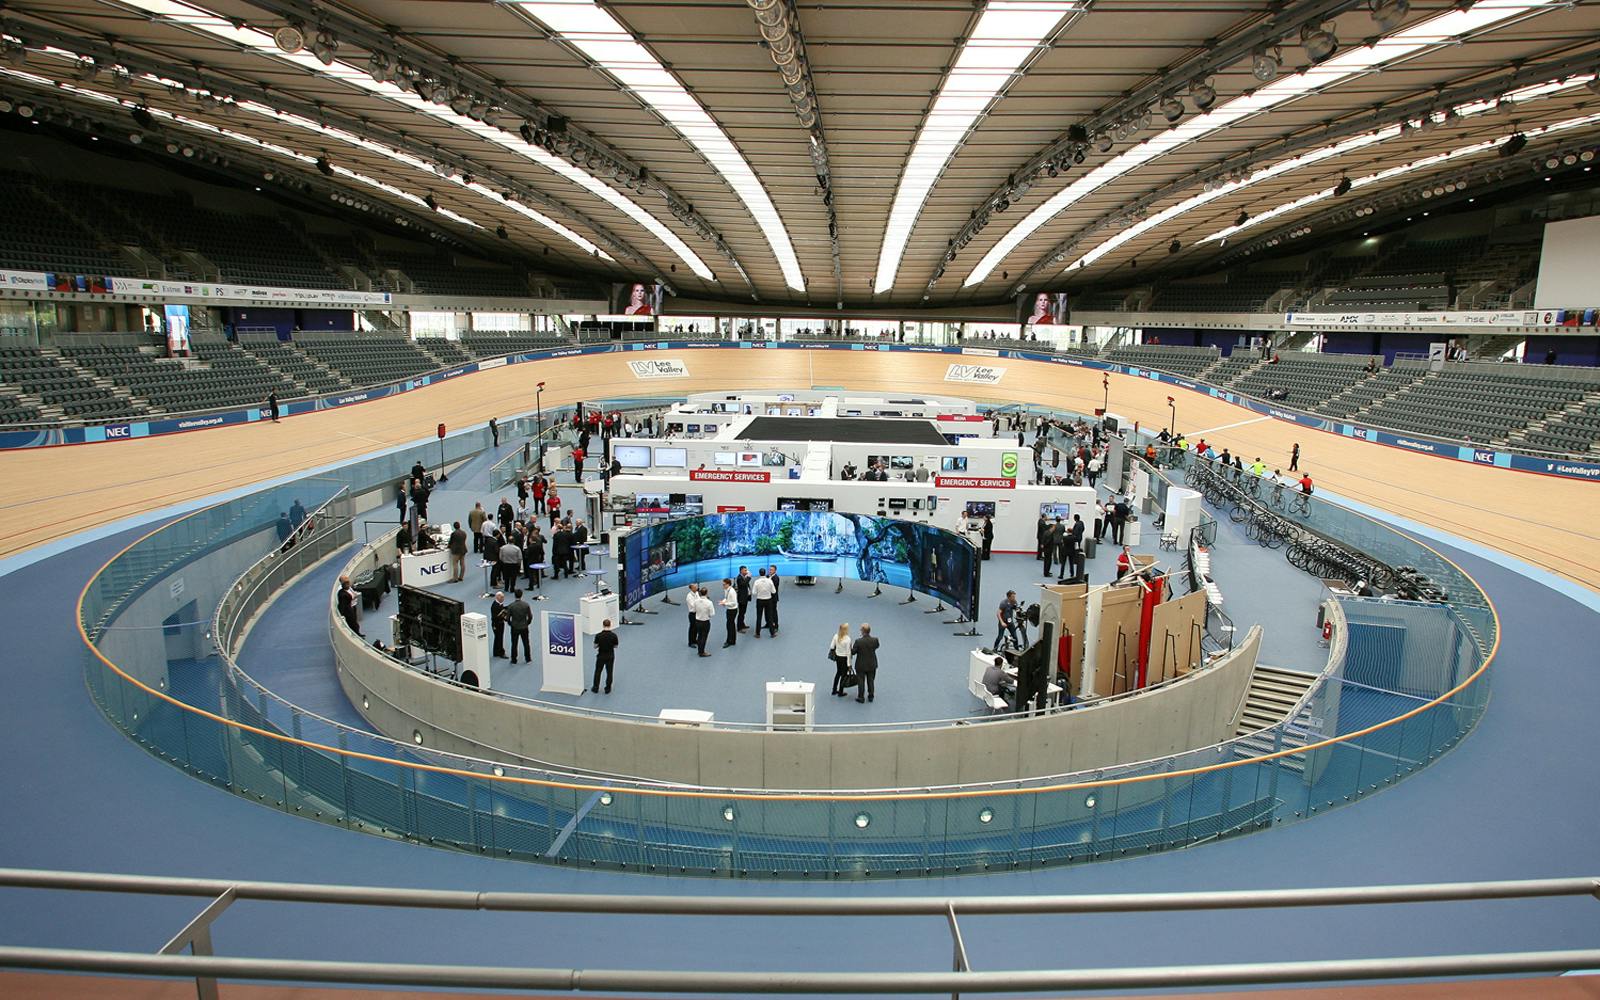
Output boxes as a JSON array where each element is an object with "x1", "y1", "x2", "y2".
[{"x1": 1229, "y1": 500, "x2": 1248, "y2": 524}]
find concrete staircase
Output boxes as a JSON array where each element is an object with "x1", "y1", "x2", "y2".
[{"x1": 1232, "y1": 664, "x2": 1319, "y2": 772}]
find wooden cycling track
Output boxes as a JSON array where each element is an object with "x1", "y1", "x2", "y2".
[{"x1": 1, "y1": 348, "x2": 1595, "y2": 593}]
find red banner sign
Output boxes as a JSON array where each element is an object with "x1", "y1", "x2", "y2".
[
  {"x1": 690, "y1": 469, "x2": 771, "y2": 483},
  {"x1": 933, "y1": 476, "x2": 1016, "y2": 489},
  {"x1": 935, "y1": 413, "x2": 987, "y2": 422}
]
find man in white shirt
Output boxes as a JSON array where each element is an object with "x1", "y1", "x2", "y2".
[
  {"x1": 691, "y1": 584, "x2": 714, "y2": 657},
  {"x1": 719, "y1": 578, "x2": 739, "y2": 648},
  {"x1": 751, "y1": 569, "x2": 777, "y2": 638}
]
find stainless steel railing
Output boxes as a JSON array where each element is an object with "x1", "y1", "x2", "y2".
[{"x1": 0, "y1": 867, "x2": 1595, "y2": 997}]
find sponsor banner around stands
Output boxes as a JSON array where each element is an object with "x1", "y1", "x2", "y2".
[
  {"x1": 4, "y1": 338, "x2": 1600, "y2": 482},
  {"x1": 1284, "y1": 308, "x2": 1597, "y2": 328}
]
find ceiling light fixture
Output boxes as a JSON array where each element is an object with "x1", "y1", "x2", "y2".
[
  {"x1": 516, "y1": 0, "x2": 804, "y2": 290},
  {"x1": 1300, "y1": 22, "x2": 1339, "y2": 64},
  {"x1": 861, "y1": 0, "x2": 1078, "y2": 293},
  {"x1": 1159, "y1": 96, "x2": 1184, "y2": 124},
  {"x1": 963, "y1": 0, "x2": 1561, "y2": 287},
  {"x1": 106, "y1": 0, "x2": 703, "y2": 276},
  {"x1": 1252, "y1": 46, "x2": 1281, "y2": 81},
  {"x1": 1371, "y1": 0, "x2": 1411, "y2": 32},
  {"x1": 272, "y1": 25, "x2": 303, "y2": 53},
  {"x1": 1190, "y1": 79, "x2": 1217, "y2": 112}
]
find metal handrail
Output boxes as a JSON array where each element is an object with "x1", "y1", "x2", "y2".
[{"x1": 0, "y1": 867, "x2": 1595, "y2": 996}]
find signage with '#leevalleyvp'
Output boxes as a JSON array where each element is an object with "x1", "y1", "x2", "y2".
[
  {"x1": 628, "y1": 358, "x2": 690, "y2": 379},
  {"x1": 945, "y1": 363, "x2": 1006, "y2": 384},
  {"x1": 540, "y1": 610, "x2": 585, "y2": 694}
]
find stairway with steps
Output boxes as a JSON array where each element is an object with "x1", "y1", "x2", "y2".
[{"x1": 1232, "y1": 665, "x2": 1320, "y2": 772}]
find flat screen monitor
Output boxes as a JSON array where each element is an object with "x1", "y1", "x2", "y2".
[
  {"x1": 686, "y1": 423, "x2": 701, "y2": 434},
  {"x1": 653, "y1": 447, "x2": 688, "y2": 468},
  {"x1": 614, "y1": 444, "x2": 651, "y2": 468},
  {"x1": 635, "y1": 493, "x2": 671, "y2": 514},
  {"x1": 777, "y1": 497, "x2": 834, "y2": 512},
  {"x1": 666, "y1": 422, "x2": 685, "y2": 434},
  {"x1": 763, "y1": 451, "x2": 788, "y2": 467},
  {"x1": 964, "y1": 501, "x2": 997, "y2": 518},
  {"x1": 887, "y1": 498, "x2": 908, "y2": 510},
  {"x1": 890, "y1": 455, "x2": 914, "y2": 471},
  {"x1": 668, "y1": 493, "x2": 704, "y2": 516},
  {"x1": 1039, "y1": 502, "x2": 1074, "y2": 519},
  {"x1": 941, "y1": 456, "x2": 968, "y2": 472},
  {"x1": 736, "y1": 451, "x2": 762, "y2": 468},
  {"x1": 714, "y1": 451, "x2": 736, "y2": 466}
]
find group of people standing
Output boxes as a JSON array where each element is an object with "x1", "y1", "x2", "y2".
[{"x1": 683, "y1": 565, "x2": 782, "y2": 656}]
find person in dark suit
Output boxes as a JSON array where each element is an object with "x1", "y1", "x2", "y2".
[
  {"x1": 506, "y1": 589, "x2": 533, "y2": 664},
  {"x1": 266, "y1": 390, "x2": 280, "y2": 423},
  {"x1": 395, "y1": 482, "x2": 408, "y2": 524},
  {"x1": 336, "y1": 575, "x2": 362, "y2": 637},
  {"x1": 767, "y1": 564, "x2": 781, "y2": 632},
  {"x1": 447, "y1": 521, "x2": 468, "y2": 582},
  {"x1": 851, "y1": 623, "x2": 880, "y2": 703},
  {"x1": 489, "y1": 591, "x2": 508, "y2": 659},
  {"x1": 1035, "y1": 513, "x2": 1048, "y2": 561},
  {"x1": 497, "y1": 498, "x2": 515, "y2": 532},
  {"x1": 1042, "y1": 518, "x2": 1064, "y2": 578},
  {"x1": 980, "y1": 515, "x2": 994, "y2": 561},
  {"x1": 735, "y1": 566, "x2": 752, "y2": 631},
  {"x1": 551, "y1": 522, "x2": 573, "y2": 579},
  {"x1": 592, "y1": 619, "x2": 618, "y2": 693},
  {"x1": 525, "y1": 530, "x2": 546, "y2": 591},
  {"x1": 572, "y1": 519, "x2": 590, "y2": 572},
  {"x1": 488, "y1": 416, "x2": 499, "y2": 447}
]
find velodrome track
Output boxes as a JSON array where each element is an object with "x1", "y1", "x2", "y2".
[
  {"x1": 1, "y1": 347, "x2": 1599, "y2": 980},
  {"x1": 1, "y1": 348, "x2": 1596, "y2": 591}
]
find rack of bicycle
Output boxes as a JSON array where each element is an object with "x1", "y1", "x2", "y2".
[{"x1": 1177, "y1": 454, "x2": 1448, "y2": 603}]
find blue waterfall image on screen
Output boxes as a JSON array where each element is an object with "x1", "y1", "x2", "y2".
[{"x1": 620, "y1": 511, "x2": 979, "y2": 620}]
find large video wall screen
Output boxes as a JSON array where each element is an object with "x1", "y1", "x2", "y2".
[{"x1": 618, "y1": 511, "x2": 980, "y2": 621}]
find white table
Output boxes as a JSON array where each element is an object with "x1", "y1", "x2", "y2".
[
  {"x1": 659, "y1": 709, "x2": 715, "y2": 726},
  {"x1": 766, "y1": 681, "x2": 815, "y2": 731}
]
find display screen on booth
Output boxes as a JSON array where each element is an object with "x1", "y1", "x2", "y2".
[
  {"x1": 941, "y1": 456, "x2": 968, "y2": 472},
  {"x1": 713, "y1": 452, "x2": 736, "y2": 466},
  {"x1": 653, "y1": 447, "x2": 688, "y2": 467},
  {"x1": 617, "y1": 510, "x2": 979, "y2": 619},
  {"x1": 614, "y1": 444, "x2": 651, "y2": 468}
]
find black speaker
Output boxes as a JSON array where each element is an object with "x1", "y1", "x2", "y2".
[{"x1": 1066, "y1": 124, "x2": 1088, "y2": 143}]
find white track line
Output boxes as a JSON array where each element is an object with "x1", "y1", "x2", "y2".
[{"x1": 1184, "y1": 416, "x2": 1271, "y2": 436}]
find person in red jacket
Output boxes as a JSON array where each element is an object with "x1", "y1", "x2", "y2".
[
  {"x1": 532, "y1": 475, "x2": 547, "y2": 514},
  {"x1": 571, "y1": 445, "x2": 586, "y2": 482},
  {"x1": 547, "y1": 488, "x2": 561, "y2": 529}
]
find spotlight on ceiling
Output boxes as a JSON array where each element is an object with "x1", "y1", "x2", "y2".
[
  {"x1": 1045, "y1": 161, "x2": 1058, "y2": 177},
  {"x1": 1071, "y1": 146, "x2": 1086, "y2": 165},
  {"x1": 1300, "y1": 22, "x2": 1339, "y2": 64},
  {"x1": 1500, "y1": 133, "x2": 1527, "y2": 158},
  {"x1": 130, "y1": 106, "x2": 154, "y2": 130},
  {"x1": 1094, "y1": 133, "x2": 1112, "y2": 153},
  {"x1": 272, "y1": 25, "x2": 304, "y2": 53},
  {"x1": 495, "y1": 224, "x2": 508, "y2": 239},
  {"x1": 423, "y1": 193, "x2": 439, "y2": 211},
  {"x1": 316, "y1": 155, "x2": 333, "y2": 177},
  {"x1": 519, "y1": 121, "x2": 535, "y2": 144},
  {"x1": 1371, "y1": 0, "x2": 1410, "y2": 31},
  {"x1": 1159, "y1": 96, "x2": 1184, "y2": 124},
  {"x1": 1251, "y1": 46, "x2": 1280, "y2": 81},
  {"x1": 1169, "y1": 239, "x2": 1181, "y2": 255},
  {"x1": 180, "y1": 145, "x2": 194, "y2": 158},
  {"x1": 1235, "y1": 210, "x2": 1249, "y2": 227},
  {"x1": 1190, "y1": 79, "x2": 1217, "y2": 112},
  {"x1": 366, "y1": 53, "x2": 392, "y2": 83},
  {"x1": 1333, "y1": 175, "x2": 1352, "y2": 197},
  {"x1": 311, "y1": 30, "x2": 338, "y2": 66},
  {"x1": 449, "y1": 92, "x2": 471, "y2": 116}
]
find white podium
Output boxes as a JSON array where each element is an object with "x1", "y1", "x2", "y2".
[
  {"x1": 1165, "y1": 487, "x2": 1202, "y2": 543},
  {"x1": 766, "y1": 681, "x2": 815, "y2": 731},
  {"x1": 539, "y1": 610, "x2": 586, "y2": 695},
  {"x1": 458, "y1": 612, "x2": 490, "y2": 690},
  {"x1": 579, "y1": 591, "x2": 621, "y2": 635},
  {"x1": 399, "y1": 547, "x2": 451, "y2": 587}
]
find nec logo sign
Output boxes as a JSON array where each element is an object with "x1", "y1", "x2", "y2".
[
  {"x1": 104, "y1": 425, "x2": 131, "y2": 438},
  {"x1": 417, "y1": 562, "x2": 447, "y2": 576}
]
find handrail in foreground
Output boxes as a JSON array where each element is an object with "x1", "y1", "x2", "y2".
[{"x1": 0, "y1": 868, "x2": 1595, "y2": 995}]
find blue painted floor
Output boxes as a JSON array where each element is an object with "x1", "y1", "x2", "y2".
[{"x1": 2, "y1": 461, "x2": 1597, "y2": 990}]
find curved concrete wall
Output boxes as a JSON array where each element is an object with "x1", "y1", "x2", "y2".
[{"x1": 331, "y1": 534, "x2": 1259, "y2": 790}]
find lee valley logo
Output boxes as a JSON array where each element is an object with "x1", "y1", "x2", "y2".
[
  {"x1": 627, "y1": 358, "x2": 689, "y2": 379},
  {"x1": 945, "y1": 363, "x2": 1006, "y2": 384}
]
